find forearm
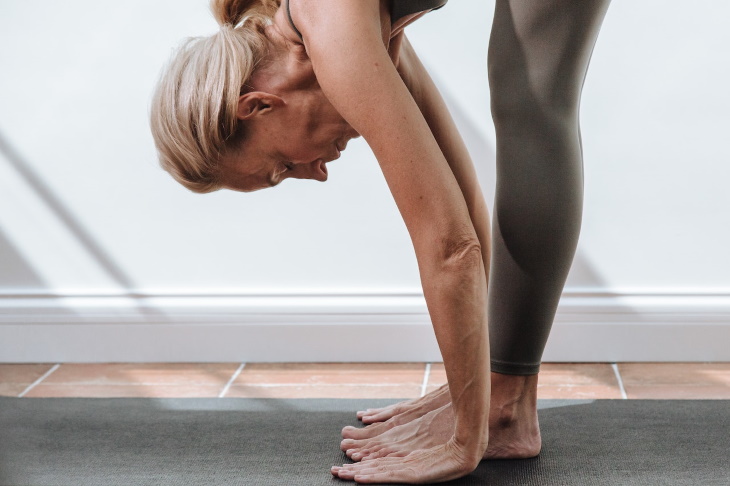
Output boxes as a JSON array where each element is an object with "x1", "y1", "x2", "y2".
[
  {"x1": 396, "y1": 35, "x2": 492, "y2": 283},
  {"x1": 394, "y1": 34, "x2": 491, "y2": 456},
  {"x1": 417, "y1": 244, "x2": 490, "y2": 457}
]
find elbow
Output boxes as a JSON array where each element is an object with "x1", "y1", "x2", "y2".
[{"x1": 437, "y1": 236, "x2": 484, "y2": 271}]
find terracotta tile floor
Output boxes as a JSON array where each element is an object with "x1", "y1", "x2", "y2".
[{"x1": 1, "y1": 362, "x2": 729, "y2": 399}]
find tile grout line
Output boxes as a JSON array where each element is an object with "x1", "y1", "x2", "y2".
[
  {"x1": 218, "y1": 363, "x2": 246, "y2": 398},
  {"x1": 222, "y1": 383, "x2": 424, "y2": 388},
  {"x1": 18, "y1": 363, "x2": 61, "y2": 397},
  {"x1": 611, "y1": 363, "x2": 628, "y2": 399},
  {"x1": 420, "y1": 362, "x2": 432, "y2": 397}
]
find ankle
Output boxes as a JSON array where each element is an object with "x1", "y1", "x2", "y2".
[{"x1": 490, "y1": 372, "x2": 538, "y2": 424}]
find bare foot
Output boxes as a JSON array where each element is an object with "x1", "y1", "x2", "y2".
[
  {"x1": 343, "y1": 385, "x2": 451, "y2": 441},
  {"x1": 485, "y1": 373, "x2": 541, "y2": 459},
  {"x1": 342, "y1": 404, "x2": 455, "y2": 461},
  {"x1": 354, "y1": 383, "x2": 450, "y2": 425},
  {"x1": 342, "y1": 373, "x2": 541, "y2": 462}
]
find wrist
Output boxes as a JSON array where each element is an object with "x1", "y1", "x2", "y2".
[{"x1": 447, "y1": 436, "x2": 486, "y2": 471}]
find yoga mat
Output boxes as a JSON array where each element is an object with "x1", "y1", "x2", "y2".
[{"x1": 0, "y1": 398, "x2": 727, "y2": 485}]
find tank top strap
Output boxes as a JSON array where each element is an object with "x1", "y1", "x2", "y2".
[{"x1": 285, "y1": 0, "x2": 304, "y2": 41}]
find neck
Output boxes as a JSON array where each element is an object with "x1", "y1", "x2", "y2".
[{"x1": 252, "y1": 22, "x2": 316, "y2": 95}]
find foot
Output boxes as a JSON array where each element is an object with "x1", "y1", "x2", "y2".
[
  {"x1": 354, "y1": 383, "x2": 450, "y2": 425},
  {"x1": 343, "y1": 384, "x2": 451, "y2": 441},
  {"x1": 342, "y1": 373, "x2": 541, "y2": 461},
  {"x1": 341, "y1": 404, "x2": 455, "y2": 462},
  {"x1": 485, "y1": 373, "x2": 541, "y2": 459}
]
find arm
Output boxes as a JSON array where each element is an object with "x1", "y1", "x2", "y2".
[
  {"x1": 394, "y1": 33, "x2": 492, "y2": 288},
  {"x1": 295, "y1": 0, "x2": 489, "y2": 482}
]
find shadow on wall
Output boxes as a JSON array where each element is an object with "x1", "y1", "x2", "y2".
[
  {"x1": 0, "y1": 131, "x2": 135, "y2": 292},
  {"x1": 0, "y1": 231, "x2": 46, "y2": 290},
  {"x1": 0, "y1": 133, "x2": 172, "y2": 320},
  {"x1": 0, "y1": 130, "x2": 169, "y2": 321}
]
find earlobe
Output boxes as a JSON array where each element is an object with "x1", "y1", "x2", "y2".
[{"x1": 236, "y1": 92, "x2": 283, "y2": 120}]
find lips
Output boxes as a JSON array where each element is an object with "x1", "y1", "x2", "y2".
[{"x1": 326, "y1": 144, "x2": 341, "y2": 163}]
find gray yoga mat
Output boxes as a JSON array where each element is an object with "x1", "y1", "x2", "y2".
[{"x1": 0, "y1": 397, "x2": 728, "y2": 485}]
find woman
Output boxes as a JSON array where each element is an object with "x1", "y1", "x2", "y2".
[{"x1": 150, "y1": 0, "x2": 610, "y2": 483}]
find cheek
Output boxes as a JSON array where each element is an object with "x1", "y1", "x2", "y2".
[
  {"x1": 284, "y1": 136, "x2": 322, "y2": 162},
  {"x1": 284, "y1": 116, "x2": 334, "y2": 159},
  {"x1": 295, "y1": 131, "x2": 331, "y2": 158}
]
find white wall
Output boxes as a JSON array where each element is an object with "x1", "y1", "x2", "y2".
[{"x1": 1, "y1": 1, "x2": 729, "y2": 362}]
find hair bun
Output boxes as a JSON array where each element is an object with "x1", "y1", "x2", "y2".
[{"x1": 211, "y1": 0, "x2": 278, "y2": 27}]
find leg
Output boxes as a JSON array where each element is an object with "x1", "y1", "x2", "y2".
[
  {"x1": 341, "y1": 0, "x2": 611, "y2": 462},
  {"x1": 486, "y1": 0, "x2": 610, "y2": 455},
  {"x1": 488, "y1": 0, "x2": 610, "y2": 376}
]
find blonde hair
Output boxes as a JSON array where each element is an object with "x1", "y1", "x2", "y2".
[{"x1": 150, "y1": 0, "x2": 280, "y2": 193}]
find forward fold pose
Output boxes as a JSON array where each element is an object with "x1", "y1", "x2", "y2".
[{"x1": 150, "y1": 0, "x2": 610, "y2": 483}]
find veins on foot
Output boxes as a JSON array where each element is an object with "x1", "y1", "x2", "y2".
[
  {"x1": 342, "y1": 404, "x2": 455, "y2": 462},
  {"x1": 354, "y1": 384, "x2": 450, "y2": 425},
  {"x1": 344, "y1": 374, "x2": 542, "y2": 461}
]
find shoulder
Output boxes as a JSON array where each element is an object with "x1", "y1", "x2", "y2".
[{"x1": 288, "y1": 0, "x2": 390, "y2": 47}]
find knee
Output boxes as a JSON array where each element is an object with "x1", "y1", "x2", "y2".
[{"x1": 488, "y1": 59, "x2": 579, "y2": 128}]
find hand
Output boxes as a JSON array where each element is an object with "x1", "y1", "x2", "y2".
[{"x1": 331, "y1": 439, "x2": 480, "y2": 484}]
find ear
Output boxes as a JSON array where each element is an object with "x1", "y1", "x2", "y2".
[{"x1": 236, "y1": 92, "x2": 285, "y2": 120}]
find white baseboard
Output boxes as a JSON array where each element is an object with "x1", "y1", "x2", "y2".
[{"x1": 1, "y1": 292, "x2": 729, "y2": 362}]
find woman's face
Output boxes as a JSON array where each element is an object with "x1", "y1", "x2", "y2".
[{"x1": 219, "y1": 88, "x2": 360, "y2": 192}]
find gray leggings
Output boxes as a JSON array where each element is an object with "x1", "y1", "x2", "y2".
[{"x1": 486, "y1": 0, "x2": 611, "y2": 375}]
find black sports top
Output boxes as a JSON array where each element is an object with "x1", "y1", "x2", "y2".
[{"x1": 285, "y1": 0, "x2": 448, "y2": 40}]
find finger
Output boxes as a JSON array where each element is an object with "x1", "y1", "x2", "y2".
[
  {"x1": 346, "y1": 443, "x2": 375, "y2": 459},
  {"x1": 356, "y1": 408, "x2": 375, "y2": 419},
  {"x1": 355, "y1": 469, "x2": 417, "y2": 484},
  {"x1": 332, "y1": 465, "x2": 361, "y2": 480},
  {"x1": 342, "y1": 424, "x2": 371, "y2": 440},
  {"x1": 350, "y1": 448, "x2": 373, "y2": 462},
  {"x1": 361, "y1": 446, "x2": 397, "y2": 461},
  {"x1": 352, "y1": 461, "x2": 419, "y2": 484},
  {"x1": 341, "y1": 438, "x2": 362, "y2": 452},
  {"x1": 353, "y1": 440, "x2": 392, "y2": 461},
  {"x1": 360, "y1": 407, "x2": 400, "y2": 424},
  {"x1": 358, "y1": 406, "x2": 392, "y2": 420},
  {"x1": 343, "y1": 438, "x2": 375, "y2": 454},
  {"x1": 333, "y1": 457, "x2": 395, "y2": 479}
]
